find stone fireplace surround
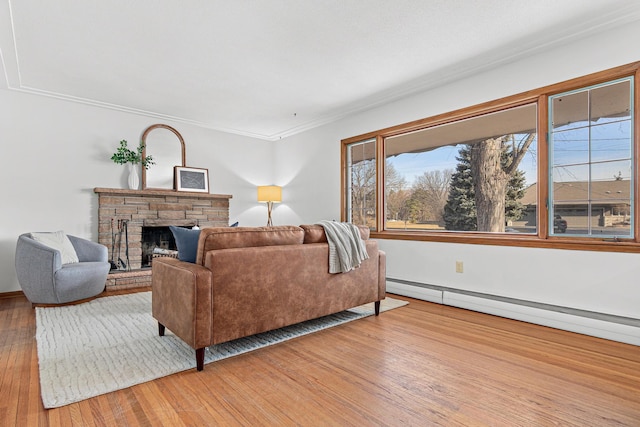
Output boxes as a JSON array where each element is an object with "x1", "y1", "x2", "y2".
[{"x1": 94, "y1": 188, "x2": 231, "y2": 289}]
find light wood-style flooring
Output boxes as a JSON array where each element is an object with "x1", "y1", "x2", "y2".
[{"x1": 1, "y1": 289, "x2": 639, "y2": 426}]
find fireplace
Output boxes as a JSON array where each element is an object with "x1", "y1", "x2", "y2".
[{"x1": 94, "y1": 188, "x2": 231, "y2": 283}]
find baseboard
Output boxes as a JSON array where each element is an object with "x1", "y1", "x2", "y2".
[
  {"x1": 0, "y1": 290, "x2": 25, "y2": 300},
  {"x1": 387, "y1": 278, "x2": 640, "y2": 346}
]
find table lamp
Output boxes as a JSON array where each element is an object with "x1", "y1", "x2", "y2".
[{"x1": 257, "y1": 185, "x2": 282, "y2": 226}]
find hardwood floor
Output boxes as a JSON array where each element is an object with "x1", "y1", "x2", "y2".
[{"x1": 1, "y1": 290, "x2": 639, "y2": 426}]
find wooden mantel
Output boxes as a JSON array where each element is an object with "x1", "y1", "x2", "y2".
[{"x1": 94, "y1": 187, "x2": 232, "y2": 200}]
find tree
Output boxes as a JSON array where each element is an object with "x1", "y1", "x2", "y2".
[
  {"x1": 444, "y1": 134, "x2": 532, "y2": 231},
  {"x1": 470, "y1": 133, "x2": 534, "y2": 232},
  {"x1": 349, "y1": 157, "x2": 376, "y2": 226},
  {"x1": 352, "y1": 159, "x2": 408, "y2": 227},
  {"x1": 396, "y1": 193, "x2": 413, "y2": 227},
  {"x1": 385, "y1": 162, "x2": 409, "y2": 222},
  {"x1": 505, "y1": 167, "x2": 526, "y2": 225},
  {"x1": 387, "y1": 188, "x2": 411, "y2": 223},
  {"x1": 411, "y1": 169, "x2": 453, "y2": 223},
  {"x1": 406, "y1": 196, "x2": 423, "y2": 224},
  {"x1": 404, "y1": 188, "x2": 429, "y2": 223},
  {"x1": 443, "y1": 146, "x2": 477, "y2": 231},
  {"x1": 470, "y1": 137, "x2": 509, "y2": 231}
]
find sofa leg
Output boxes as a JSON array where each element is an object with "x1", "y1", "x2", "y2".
[
  {"x1": 196, "y1": 348, "x2": 205, "y2": 371},
  {"x1": 158, "y1": 322, "x2": 166, "y2": 336},
  {"x1": 375, "y1": 300, "x2": 381, "y2": 316}
]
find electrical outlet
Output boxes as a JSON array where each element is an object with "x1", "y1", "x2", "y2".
[{"x1": 455, "y1": 261, "x2": 464, "y2": 273}]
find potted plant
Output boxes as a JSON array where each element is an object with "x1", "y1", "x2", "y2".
[{"x1": 111, "y1": 140, "x2": 155, "y2": 190}]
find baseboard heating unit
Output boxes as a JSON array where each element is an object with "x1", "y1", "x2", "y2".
[{"x1": 387, "y1": 278, "x2": 640, "y2": 346}]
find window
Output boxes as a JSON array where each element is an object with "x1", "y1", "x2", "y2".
[
  {"x1": 549, "y1": 78, "x2": 634, "y2": 238},
  {"x1": 384, "y1": 104, "x2": 537, "y2": 234},
  {"x1": 345, "y1": 138, "x2": 377, "y2": 228},
  {"x1": 341, "y1": 62, "x2": 639, "y2": 252}
]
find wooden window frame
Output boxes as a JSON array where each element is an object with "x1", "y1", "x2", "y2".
[{"x1": 341, "y1": 61, "x2": 640, "y2": 253}]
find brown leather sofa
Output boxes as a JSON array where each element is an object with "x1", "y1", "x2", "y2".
[{"x1": 152, "y1": 224, "x2": 386, "y2": 371}]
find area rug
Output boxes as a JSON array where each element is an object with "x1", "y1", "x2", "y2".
[{"x1": 35, "y1": 291, "x2": 407, "y2": 408}]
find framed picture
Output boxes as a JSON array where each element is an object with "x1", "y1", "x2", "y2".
[{"x1": 174, "y1": 166, "x2": 209, "y2": 193}]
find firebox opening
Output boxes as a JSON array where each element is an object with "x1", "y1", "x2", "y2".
[{"x1": 141, "y1": 226, "x2": 183, "y2": 268}]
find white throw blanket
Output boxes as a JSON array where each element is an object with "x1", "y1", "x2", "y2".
[{"x1": 317, "y1": 220, "x2": 369, "y2": 274}]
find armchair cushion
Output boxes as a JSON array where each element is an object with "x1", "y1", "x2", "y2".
[{"x1": 30, "y1": 230, "x2": 79, "y2": 264}]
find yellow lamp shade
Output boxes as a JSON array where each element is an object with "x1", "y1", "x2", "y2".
[{"x1": 257, "y1": 185, "x2": 282, "y2": 203}]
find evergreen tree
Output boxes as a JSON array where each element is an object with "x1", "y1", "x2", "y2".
[
  {"x1": 505, "y1": 167, "x2": 526, "y2": 224},
  {"x1": 443, "y1": 145, "x2": 476, "y2": 231}
]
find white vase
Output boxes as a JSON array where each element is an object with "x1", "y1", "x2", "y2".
[{"x1": 128, "y1": 164, "x2": 140, "y2": 190}]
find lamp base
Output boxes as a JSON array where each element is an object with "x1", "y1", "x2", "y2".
[{"x1": 266, "y1": 201, "x2": 273, "y2": 227}]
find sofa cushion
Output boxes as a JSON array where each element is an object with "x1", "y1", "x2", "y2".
[
  {"x1": 300, "y1": 224, "x2": 370, "y2": 244},
  {"x1": 169, "y1": 226, "x2": 201, "y2": 263},
  {"x1": 196, "y1": 226, "x2": 304, "y2": 265}
]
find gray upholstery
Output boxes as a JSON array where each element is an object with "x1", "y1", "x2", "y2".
[{"x1": 15, "y1": 233, "x2": 110, "y2": 304}]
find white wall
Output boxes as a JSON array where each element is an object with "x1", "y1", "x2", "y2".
[
  {"x1": 0, "y1": 89, "x2": 273, "y2": 293},
  {"x1": 275, "y1": 21, "x2": 640, "y2": 321}
]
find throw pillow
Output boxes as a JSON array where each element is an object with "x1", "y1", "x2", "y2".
[
  {"x1": 30, "y1": 230, "x2": 79, "y2": 264},
  {"x1": 169, "y1": 225, "x2": 200, "y2": 263}
]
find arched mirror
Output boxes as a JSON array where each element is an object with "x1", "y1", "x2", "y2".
[{"x1": 141, "y1": 124, "x2": 186, "y2": 190}]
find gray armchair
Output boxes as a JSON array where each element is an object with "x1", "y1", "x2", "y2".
[{"x1": 15, "y1": 233, "x2": 110, "y2": 304}]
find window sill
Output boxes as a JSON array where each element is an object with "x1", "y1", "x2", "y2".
[{"x1": 370, "y1": 230, "x2": 640, "y2": 253}]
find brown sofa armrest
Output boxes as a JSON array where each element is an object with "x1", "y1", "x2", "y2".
[{"x1": 151, "y1": 257, "x2": 213, "y2": 349}]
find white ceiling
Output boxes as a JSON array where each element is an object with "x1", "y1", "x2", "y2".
[{"x1": 2, "y1": 1, "x2": 640, "y2": 141}]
